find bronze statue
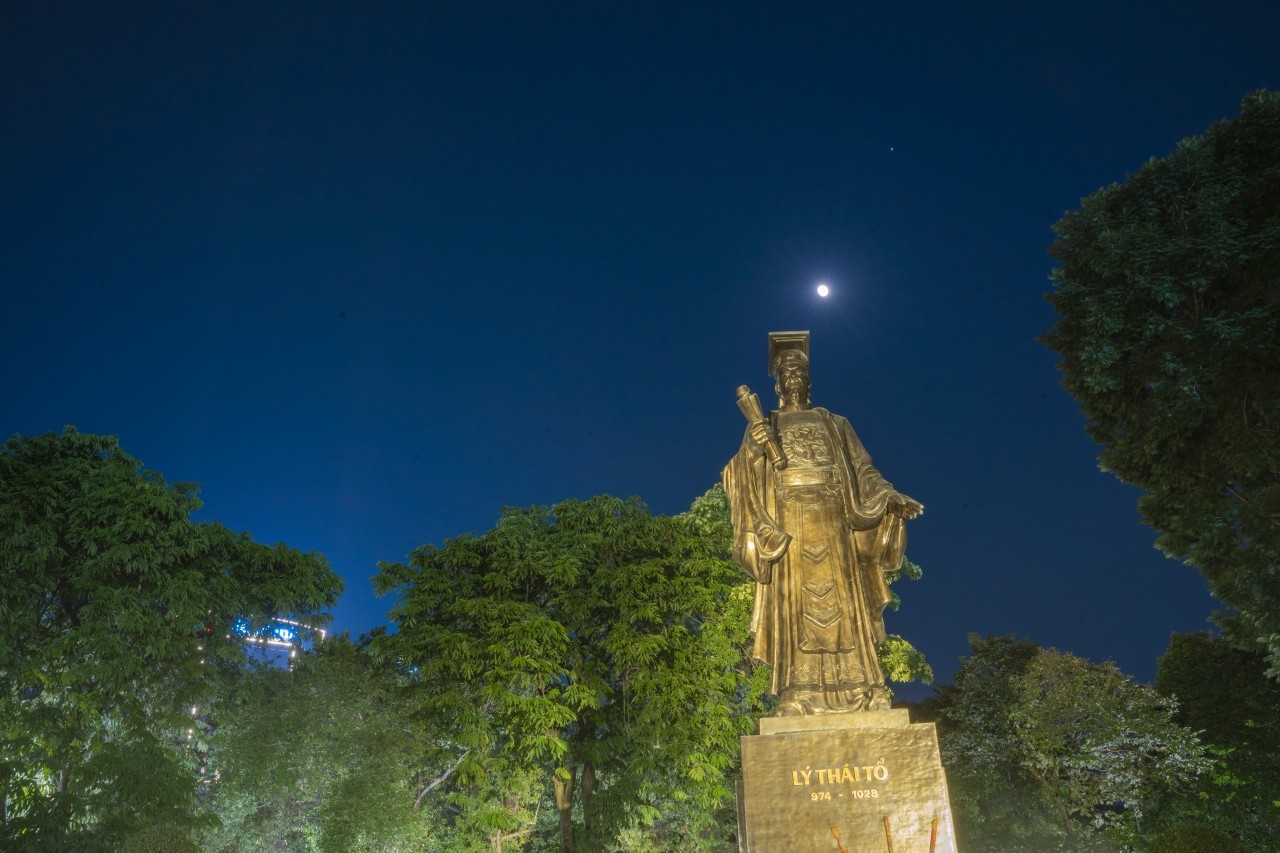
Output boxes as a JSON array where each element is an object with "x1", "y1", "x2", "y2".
[{"x1": 723, "y1": 331, "x2": 922, "y2": 715}]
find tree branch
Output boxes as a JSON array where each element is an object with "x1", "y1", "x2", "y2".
[{"x1": 415, "y1": 750, "x2": 469, "y2": 810}]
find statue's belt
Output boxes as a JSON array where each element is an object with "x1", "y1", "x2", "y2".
[{"x1": 776, "y1": 466, "x2": 840, "y2": 487}]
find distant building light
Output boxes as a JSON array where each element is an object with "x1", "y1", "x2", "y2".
[{"x1": 232, "y1": 615, "x2": 323, "y2": 668}]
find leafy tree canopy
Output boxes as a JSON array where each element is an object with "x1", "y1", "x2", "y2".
[
  {"x1": 1153, "y1": 632, "x2": 1280, "y2": 846},
  {"x1": 941, "y1": 636, "x2": 1213, "y2": 851},
  {"x1": 0, "y1": 428, "x2": 342, "y2": 849},
  {"x1": 200, "y1": 634, "x2": 442, "y2": 853},
  {"x1": 373, "y1": 492, "x2": 762, "y2": 852},
  {"x1": 1043, "y1": 90, "x2": 1280, "y2": 671}
]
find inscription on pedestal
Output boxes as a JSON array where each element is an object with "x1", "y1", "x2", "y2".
[{"x1": 738, "y1": 710, "x2": 957, "y2": 852}]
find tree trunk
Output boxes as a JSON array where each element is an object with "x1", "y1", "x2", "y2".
[
  {"x1": 581, "y1": 761, "x2": 599, "y2": 853},
  {"x1": 553, "y1": 765, "x2": 576, "y2": 853},
  {"x1": 1054, "y1": 793, "x2": 1072, "y2": 839}
]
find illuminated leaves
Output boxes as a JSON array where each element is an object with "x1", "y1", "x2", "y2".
[
  {"x1": 200, "y1": 638, "x2": 442, "y2": 852},
  {"x1": 0, "y1": 429, "x2": 342, "y2": 848},
  {"x1": 877, "y1": 634, "x2": 933, "y2": 685},
  {"x1": 942, "y1": 636, "x2": 1213, "y2": 848},
  {"x1": 374, "y1": 490, "x2": 758, "y2": 849}
]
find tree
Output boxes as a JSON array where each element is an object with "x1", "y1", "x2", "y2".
[
  {"x1": 1148, "y1": 822, "x2": 1248, "y2": 853},
  {"x1": 0, "y1": 429, "x2": 342, "y2": 849},
  {"x1": 373, "y1": 492, "x2": 762, "y2": 852},
  {"x1": 878, "y1": 558, "x2": 934, "y2": 688},
  {"x1": 932, "y1": 636, "x2": 1069, "y2": 851},
  {"x1": 1042, "y1": 90, "x2": 1280, "y2": 671},
  {"x1": 941, "y1": 636, "x2": 1214, "y2": 850},
  {"x1": 1152, "y1": 632, "x2": 1280, "y2": 847},
  {"x1": 199, "y1": 634, "x2": 445, "y2": 852}
]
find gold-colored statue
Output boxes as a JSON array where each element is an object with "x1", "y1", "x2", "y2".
[{"x1": 723, "y1": 331, "x2": 923, "y2": 715}]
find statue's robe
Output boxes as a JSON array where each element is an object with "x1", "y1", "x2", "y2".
[{"x1": 722, "y1": 407, "x2": 907, "y2": 710}]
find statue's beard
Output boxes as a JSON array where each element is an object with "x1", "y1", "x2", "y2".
[{"x1": 778, "y1": 385, "x2": 811, "y2": 409}]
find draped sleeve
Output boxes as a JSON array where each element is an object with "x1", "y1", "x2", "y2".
[
  {"x1": 826, "y1": 411, "x2": 907, "y2": 644},
  {"x1": 721, "y1": 428, "x2": 790, "y2": 584}
]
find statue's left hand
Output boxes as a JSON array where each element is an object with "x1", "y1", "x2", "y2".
[{"x1": 888, "y1": 494, "x2": 924, "y2": 519}]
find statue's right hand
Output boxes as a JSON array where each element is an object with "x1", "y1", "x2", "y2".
[{"x1": 748, "y1": 421, "x2": 772, "y2": 453}]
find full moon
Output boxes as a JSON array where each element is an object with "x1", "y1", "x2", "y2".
[{"x1": 816, "y1": 283, "x2": 830, "y2": 298}]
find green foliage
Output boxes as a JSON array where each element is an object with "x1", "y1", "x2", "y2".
[
  {"x1": 877, "y1": 634, "x2": 933, "y2": 685},
  {"x1": 1152, "y1": 632, "x2": 1280, "y2": 846},
  {"x1": 1043, "y1": 90, "x2": 1280, "y2": 672},
  {"x1": 199, "y1": 635, "x2": 443, "y2": 852},
  {"x1": 882, "y1": 555, "x2": 923, "y2": 616},
  {"x1": 934, "y1": 637, "x2": 1067, "y2": 851},
  {"x1": 679, "y1": 484, "x2": 734, "y2": 547},
  {"x1": 941, "y1": 636, "x2": 1213, "y2": 850},
  {"x1": 119, "y1": 823, "x2": 199, "y2": 853},
  {"x1": 374, "y1": 493, "x2": 760, "y2": 851},
  {"x1": 1148, "y1": 822, "x2": 1249, "y2": 853},
  {"x1": 0, "y1": 428, "x2": 342, "y2": 849},
  {"x1": 876, "y1": 554, "x2": 933, "y2": 690},
  {"x1": 883, "y1": 555, "x2": 923, "y2": 588}
]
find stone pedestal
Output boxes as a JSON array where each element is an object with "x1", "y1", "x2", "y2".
[{"x1": 737, "y1": 709, "x2": 957, "y2": 852}]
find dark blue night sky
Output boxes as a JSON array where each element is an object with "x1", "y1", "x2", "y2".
[{"x1": 5, "y1": 2, "x2": 1277, "y2": 697}]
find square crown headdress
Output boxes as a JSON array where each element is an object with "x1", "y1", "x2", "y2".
[{"x1": 768, "y1": 331, "x2": 810, "y2": 376}]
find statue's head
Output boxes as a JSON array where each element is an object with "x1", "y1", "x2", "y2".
[{"x1": 773, "y1": 349, "x2": 812, "y2": 410}]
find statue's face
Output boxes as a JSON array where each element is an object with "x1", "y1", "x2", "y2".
[{"x1": 776, "y1": 359, "x2": 811, "y2": 408}]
